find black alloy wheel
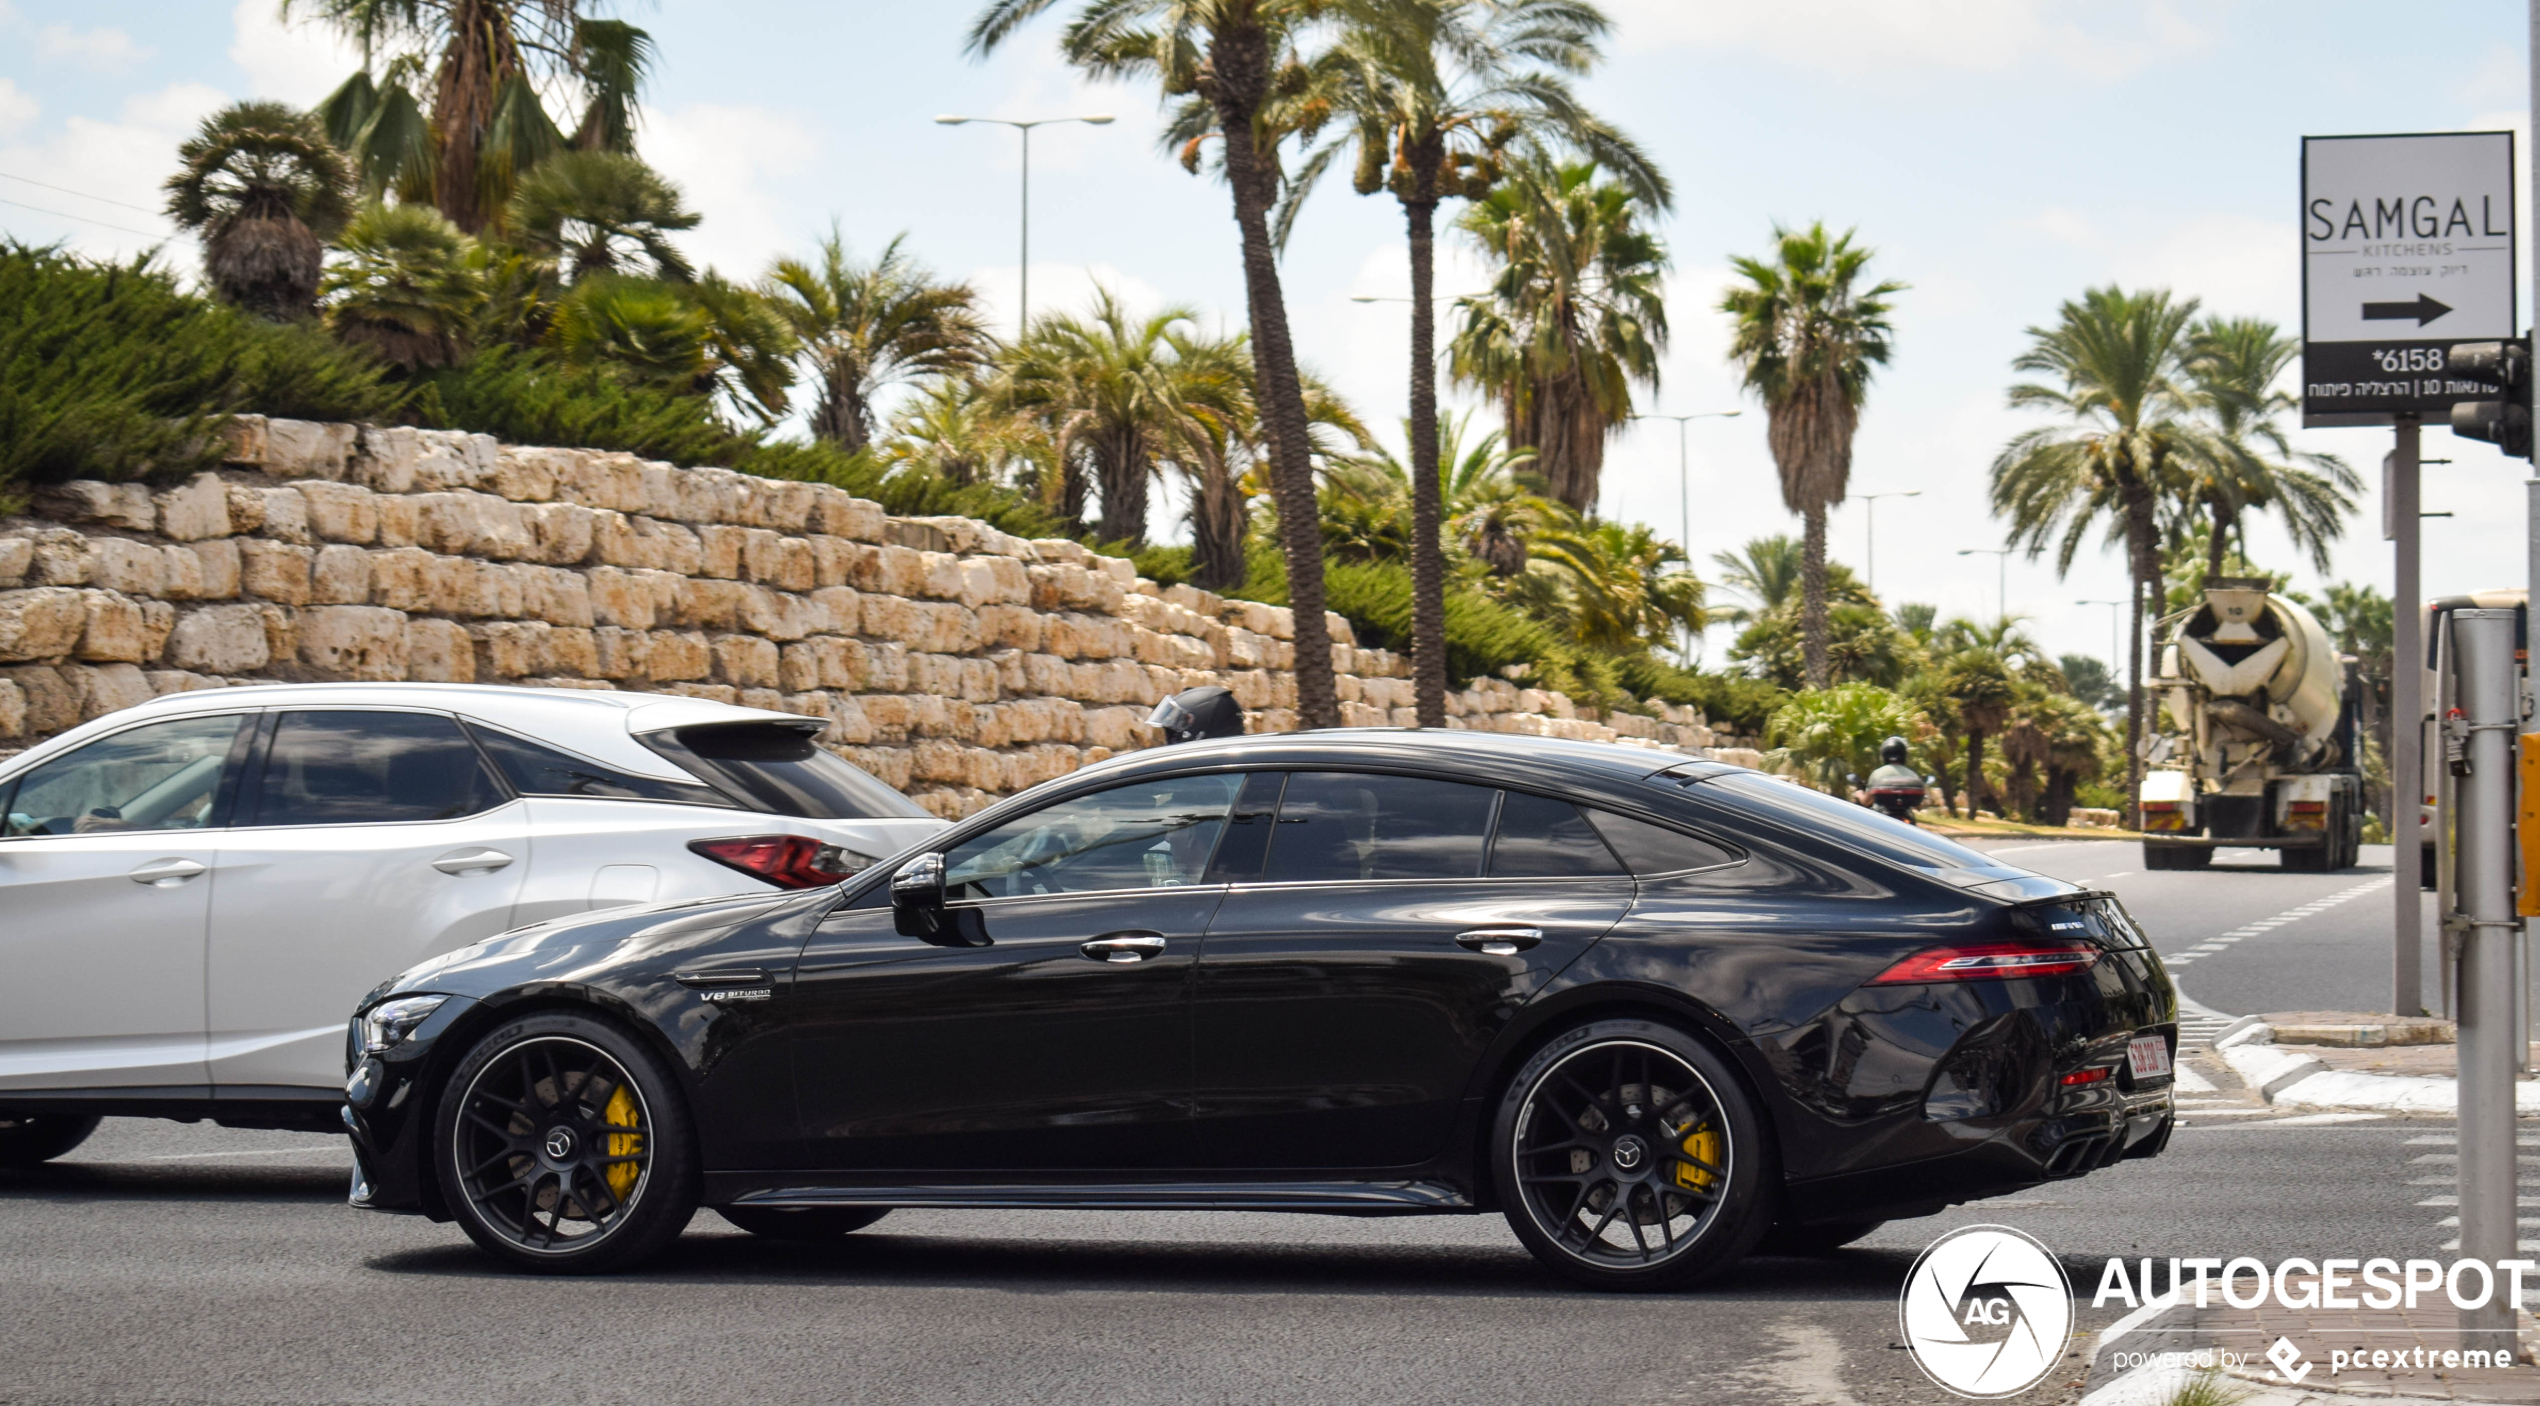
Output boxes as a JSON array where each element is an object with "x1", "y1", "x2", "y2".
[
  {"x1": 435, "y1": 1012, "x2": 698, "y2": 1273},
  {"x1": 718, "y1": 1205, "x2": 892, "y2": 1240},
  {"x1": 0, "y1": 1114, "x2": 101, "y2": 1168},
  {"x1": 1493, "y1": 1019, "x2": 1768, "y2": 1291}
]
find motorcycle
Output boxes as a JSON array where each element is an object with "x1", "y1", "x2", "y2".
[{"x1": 1853, "y1": 770, "x2": 1930, "y2": 826}]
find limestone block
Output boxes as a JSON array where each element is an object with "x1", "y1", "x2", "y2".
[
  {"x1": 0, "y1": 537, "x2": 28, "y2": 588},
  {"x1": 585, "y1": 568, "x2": 657, "y2": 630},
  {"x1": 525, "y1": 567, "x2": 594, "y2": 628},
  {"x1": 249, "y1": 487, "x2": 311, "y2": 544},
  {"x1": 553, "y1": 452, "x2": 652, "y2": 514},
  {"x1": 735, "y1": 478, "x2": 816, "y2": 534},
  {"x1": 809, "y1": 492, "x2": 887, "y2": 542},
  {"x1": 152, "y1": 474, "x2": 231, "y2": 542},
  {"x1": 257, "y1": 603, "x2": 298, "y2": 664},
  {"x1": 669, "y1": 577, "x2": 746, "y2": 631},
  {"x1": 34, "y1": 480, "x2": 156, "y2": 530},
  {"x1": 735, "y1": 687, "x2": 784, "y2": 714},
  {"x1": 494, "y1": 446, "x2": 572, "y2": 503},
  {"x1": 521, "y1": 502, "x2": 596, "y2": 566},
  {"x1": 660, "y1": 681, "x2": 741, "y2": 704},
  {"x1": 905, "y1": 652, "x2": 963, "y2": 700},
  {"x1": 220, "y1": 415, "x2": 268, "y2": 467},
  {"x1": 658, "y1": 466, "x2": 732, "y2": 524},
  {"x1": 405, "y1": 618, "x2": 475, "y2": 682},
  {"x1": 712, "y1": 634, "x2": 780, "y2": 688},
  {"x1": 76, "y1": 592, "x2": 171, "y2": 663},
  {"x1": 358, "y1": 426, "x2": 493, "y2": 493},
  {"x1": 644, "y1": 631, "x2": 712, "y2": 682},
  {"x1": 778, "y1": 642, "x2": 822, "y2": 693},
  {"x1": 807, "y1": 536, "x2": 861, "y2": 589},
  {"x1": 30, "y1": 530, "x2": 94, "y2": 586},
  {"x1": 0, "y1": 588, "x2": 88, "y2": 662},
  {"x1": 155, "y1": 545, "x2": 205, "y2": 602},
  {"x1": 373, "y1": 495, "x2": 420, "y2": 548},
  {"x1": 3, "y1": 665, "x2": 78, "y2": 732},
  {"x1": 165, "y1": 604, "x2": 271, "y2": 673},
  {"x1": 299, "y1": 606, "x2": 410, "y2": 680},
  {"x1": 262, "y1": 419, "x2": 356, "y2": 480},
  {"x1": 238, "y1": 540, "x2": 314, "y2": 606},
  {"x1": 736, "y1": 586, "x2": 822, "y2": 642},
  {"x1": 410, "y1": 491, "x2": 524, "y2": 559},
  {"x1": 594, "y1": 513, "x2": 703, "y2": 574},
  {"x1": 742, "y1": 531, "x2": 817, "y2": 592},
  {"x1": 424, "y1": 556, "x2": 490, "y2": 618},
  {"x1": 814, "y1": 692, "x2": 874, "y2": 745},
  {"x1": 697, "y1": 524, "x2": 747, "y2": 579},
  {"x1": 1324, "y1": 612, "x2": 1355, "y2": 647},
  {"x1": 858, "y1": 640, "x2": 909, "y2": 691},
  {"x1": 1222, "y1": 669, "x2": 1275, "y2": 710},
  {"x1": 85, "y1": 538, "x2": 166, "y2": 597},
  {"x1": 1339, "y1": 701, "x2": 1388, "y2": 728},
  {"x1": 187, "y1": 540, "x2": 241, "y2": 599},
  {"x1": 296, "y1": 482, "x2": 378, "y2": 545},
  {"x1": 591, "y1": 626, "x2": 649, "y2": 679},
  {"x1": 546, "y1": 627, "x2": 598, "y2": 679},
  {"x1": 145, "y1": 670, "x2": 224, "y2": 696},
  {"x1": 310, "y1": 545, "x2": 372, "y2": 605},
  {"x1": 1031, "y1": 539, "x2": 1090, "y2": 566},
  {"x1": 918, "y1": 551, "x2": 967, "y2": 602},
  {"x1": 364, "y1": 547, "x2": 432, "y2": 612},
  {"x1": 1083, "y1": 706, "x2": 1147, "y2": 751},
  {"x1": 849, "y1": 544, "x2": 926, "y2": 597},
  {"x1": 859, "y1": 694, "x2": 913, "y2": 738},
  {"x1": 1028, "y1": 563, "x2": 1093, "y2": 612},
  {"x1": 807, "y1": 586, "x2": 861, "y2": 636},
  {"x1": 472, "y1": 620, "x2": 552, "y2": 678},
  {"x1": 0, "y1": 676, "x2": 22, "y2": 737},
  {"x1": 840, "y1": 746, "x2": 914, "y2": 791},
  {"x1": 972, "y1": 603, "x2": 1040, "y2": 652},
  {"x1": 1331, "y1": 645, "x2": 1357, "y2": 677},
  {"x1": 911, "y1": 739, "x2": 975, "y2": 785},
  {"x1": 885, "y1": 520, "x2": 951, "y2": 554},
  {"x1": 76, "y1": 663, "x2": 153, "y2": 720}
]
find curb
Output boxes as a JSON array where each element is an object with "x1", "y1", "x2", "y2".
[{"x1": 2215, "y1": 1020, "x2": 2540, "y2": 1114}]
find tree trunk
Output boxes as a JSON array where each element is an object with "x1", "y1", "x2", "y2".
[
  {"x1": 2042, "y1": 768, "x2": 2075, "y2": 828},
  {"x1": 1402, "y1": 158, "x2": 1447, "y2": 728},
  {"x1": 430, "y1": 0, "x2": 520, "y2": 234},
  {"x1": 1800, "y1": 501, "x2": 1830, "y2": 689},
  {"x1": 2206, "y1": 495, "x2": 2228, "y2": 580},
  {"x1": 809, "y1": 362, "x2": 871, "y2": 454},
  {"x1": 1964, "y1": 730, "x2": 1987, "y2": 818},
  {"x1": 2122, "y1": 482, "x2": 2160, "y2": 831},
  {"x1": 1210, "y1": 23, "x2": 1339, "y2": 729},
  {"x1": 1095, "y1": 433, "x2": 1150, "y2": 547},
  {"x1": 1191, "y1": 462, "x2": 1250, "y2": 591}
]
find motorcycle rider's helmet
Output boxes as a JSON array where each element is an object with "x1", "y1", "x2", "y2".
[
  {"x1": 1146, "y1": 685, "x2": 1245, "y2": 744},
  {"x1": 1878, "y1": 735, "x2": 1910, "y2": 766}
]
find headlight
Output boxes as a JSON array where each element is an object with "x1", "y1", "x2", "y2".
[{"x1": 360, "y1": 995, "x2": 448, "y2": 1055}]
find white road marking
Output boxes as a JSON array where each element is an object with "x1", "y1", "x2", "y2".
[{"x1": 136, "y1": 1147, "x2": 346, "y2": 1163}]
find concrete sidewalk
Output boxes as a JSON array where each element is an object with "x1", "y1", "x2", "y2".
[{"x1": 2213, "y1": 1016, "x2": 2540, "y2": 1116}]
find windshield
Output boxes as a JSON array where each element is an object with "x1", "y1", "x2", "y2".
[
  {"x1": 639, "y1": 723, "x2": 929, "y2": 820},
  {"x1": 1699, "y1": 772, "x2": 2007, "y2": 874}
]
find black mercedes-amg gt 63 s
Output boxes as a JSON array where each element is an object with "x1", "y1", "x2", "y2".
[{"x1": 342, "y1": 731, "x2": 2176, "y2": 1289}]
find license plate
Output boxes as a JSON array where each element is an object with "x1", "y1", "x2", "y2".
[{"x1": 2127, "y1": 1034, "x2": 2173, "y2": 1080}]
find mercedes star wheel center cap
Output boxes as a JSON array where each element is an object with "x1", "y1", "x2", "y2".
[
  {"x1": 1612, "y1": 1134, "x2": 1646, "y2": 1172},
  {"x1": 544, "y1": 1127, "x2": 576, "y2": 1161}
]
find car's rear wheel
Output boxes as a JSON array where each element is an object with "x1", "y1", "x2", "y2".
[
  {"x1": 1493, "y1": 1019, "x2": 1769, "y2": 1291},
  {"x1": 434, "y1": 1012, "x2": 698, "y2": 1274},
  {"x1": 718, "y1": 1205, "x2": 891, "y2": 1240},
  {"x1": 0, "y1": 1114, "x2": 101, "y2": 1168}
]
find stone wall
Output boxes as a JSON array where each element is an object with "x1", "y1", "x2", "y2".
[{"x1": 0, "y1": 418, "x2": 1721, "y2": 816}]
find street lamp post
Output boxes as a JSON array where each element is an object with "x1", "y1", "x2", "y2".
[
  {"x1": 935, "y1": 113, "x2": 1115, "y2": 338},
  {"x1": 2077, "y1": 598, "x2": 2125, "y2": 683},
  {"x1": 1628, "y1": 411, "x2": 1742, "y2": 571},
  {"x1": 1958, "y1": 547, "x2": 2012, "y2": 622},
  {"x1": 1855, "y1": 490, "x2": 1920, "y2": 594}
]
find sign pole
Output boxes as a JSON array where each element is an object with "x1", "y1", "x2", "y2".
[
  {"x1": 2453, "y1": 607, "x2": 2521, "y2": 1350},
  {"x1": 2394, "y1": 418, "x2": 2425, "y2": 1015}
]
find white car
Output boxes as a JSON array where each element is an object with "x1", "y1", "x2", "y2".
[{"x1": 0, "y1": 683, "x2": 945, "y2": 1158}]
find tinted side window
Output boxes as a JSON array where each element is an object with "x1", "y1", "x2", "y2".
[
  {"x1": 3, "y1": 715, "x2": 248, "y2": 837},
  {"x1": 639, "y1": 723, "x2": 927, "y2": 820},
  {"x1": 469, "y1": 724, "x2": 730, "y2": 807},
  {"x1": 253, "y1": 711, "x2": 504, "y2": 827},
  {"x1": 1583, "y1": 810, "x2": 1740, "y2": 875},
  {"x1": 945, "y1": 773, "x2": 1243, "y2": 898},
  {"x1": 1262, "y1": 772, "x2": 1493, "y2": 884},
  {"x1": 1491, "y1": 790, "x2": 1626, "y2": 878}
]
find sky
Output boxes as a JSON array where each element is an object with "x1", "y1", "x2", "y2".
[{"x1": 1, "y1": 0, "x2": 2533, "y2": 673}]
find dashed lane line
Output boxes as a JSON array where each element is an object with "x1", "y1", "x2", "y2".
[{"x1": 2163, "y1": 875, "x2": 2393, "y2": 972}]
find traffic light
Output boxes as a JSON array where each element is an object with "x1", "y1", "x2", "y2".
[{"x1": 2448, "y1": 337, "x2": 2533, "y2": 458}]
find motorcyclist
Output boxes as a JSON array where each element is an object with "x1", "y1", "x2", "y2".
[
  {"x1": 1859, "y1": 736, "x2": 1928, "y2": 824},
  {"x1": 1145, "y1": 685, "x2": 1245, "y2": 744}
]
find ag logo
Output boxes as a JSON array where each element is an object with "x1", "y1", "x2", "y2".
[{"x1": 1898, "y1": 1225, "x2": 2073, "y2": 1398}]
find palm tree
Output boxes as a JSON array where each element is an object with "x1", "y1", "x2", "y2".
[
  {"x1": 547, "y1": 273, "x2": 797, "y2": 425},
  {"x1": 507, "y1": 150, "x2": 699, "y2": 284},
  {"x1": 1764, "y1": 681, "x2": 1917, "y2": 794},
  {"x1": 969, "y1": 0, "x2": 1347, "y2": 729},
  {"x1": 764, "y1": 231, "x2": 993, "y2": 455},
  {"x1": 296, "y1": 0, "x2": 652, "y2": 232},
  {"x1": 1273, "y1": 0, "x2": 1662, "y2": 726},
  {"x1": 1522, "y1": 518, "x2": 1704, "y2": 655},
  {"x1": 1721, "y1": 222, "x2": 1903, "y2": 691},
  {"x1": 1989, "y1": 285, "x2": 2206, "y2": 827},
  {"x1": 1931, "y1": 615, "x2": 2048, "y2": 817},
  {"x1": 1450, "y1": 155, "x2": 1667, "y2": 515},
  {"x1": 2179, "y1": 315, "x2": 2360, "y2": 577},
  {"x1": 1322, "y1": 410, "x2": 1549, "y2": 568},
  {"x1": 879, "y1": 378, "x2": 1036, "y2": 489},
  {"x1": 323, "y1": 201, "x2": 483, "y2": 367},
  {"x1": 164, "y1": 101, "x2": 354, "y2": 320}
]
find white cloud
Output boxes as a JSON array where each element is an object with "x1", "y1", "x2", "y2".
[
  {"x1": 1604, "y1": 0, "x2": 2208, "y2": 80},
  {"x1": 640, "y1": 100, "x2": 821, "y2": 280},
  {"x1": 227, "y1": 0, "x2": 362, "y2": 106},
  {"x1": 0, "y1": 82, "x2": 223, "y2": 261},
  {"x1": 39, "y1": 24, "x2": 150, "y2": 72},
  {"x1": 0, "y1": 78, "x2": 37, "y2": 141}
]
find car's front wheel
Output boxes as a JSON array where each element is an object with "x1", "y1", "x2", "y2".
[
  {"x1": 1492, "y1": 1019, "x2": 1769, "y2": 1291},
  {"x1": 718, "y1": 1205, "x2": 891, "y2": 1240},
  {"x1": 0, "y1": 1114, "x2": 101, "y2": 1168},
  {"x1": 433, "y1": 1011, "x2": 698, "y2": 1274}
]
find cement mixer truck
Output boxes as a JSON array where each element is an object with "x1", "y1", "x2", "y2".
[{"x1": 2139, "y1": 577, "x2": 2364, "y2": 872}]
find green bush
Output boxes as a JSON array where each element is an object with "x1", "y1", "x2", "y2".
[
  {"x1": 0, "y1": 242, "x2": 406, "y2": 505},
  {"x1": 414, "y1": 344, "x2": 744, "y2": 466}
]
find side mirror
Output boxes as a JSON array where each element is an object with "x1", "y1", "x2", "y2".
[
  {"x1": 1846, "y1": 773, "x2": 1861, "y2": 787},
  {"x1": 1923, "y1": 775, "x2": 1938, "y2": 787},
  {"x1": 891, "y1": 853, "x2": 989, "y2": 946}
]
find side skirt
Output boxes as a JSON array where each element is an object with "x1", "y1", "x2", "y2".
[{"x1": 708, "y1": 1176, "x2": 1476, "y2": 1218}]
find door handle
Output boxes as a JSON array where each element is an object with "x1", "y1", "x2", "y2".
[
  {"x1": 128, "y1": 858, "x2": 206, "y2": 887},
  {"x1": 1079, "y1": 932, "x2": 1167, "y2": 964},
  {"x1": 431, "y1": 848, "x2": 515, "y2": 876},
  {"x1": 1455, "y1": 927, "x2": 1543, "y2": 956}
]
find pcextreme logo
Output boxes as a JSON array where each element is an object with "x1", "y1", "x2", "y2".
[{"x1": 1899, "y1": 1225, "x2": 2075, "y2": 1398}]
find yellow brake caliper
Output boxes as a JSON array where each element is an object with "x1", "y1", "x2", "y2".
[
  {"x1": 1672, "y1": 1123, "x2": 1720, "y2": 1193},
  {"x1": 602, "y1": 1085, "x2": 643, "y2": 1199}
]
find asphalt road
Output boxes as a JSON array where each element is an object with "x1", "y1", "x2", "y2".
[{"x1": 0, "y1": 839, "x2": 2471, "y2": 1406}]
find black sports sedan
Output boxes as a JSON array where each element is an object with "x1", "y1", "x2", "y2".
[{"x1": 341, "y1": 731, "x2": 2176, "y2": 1289}]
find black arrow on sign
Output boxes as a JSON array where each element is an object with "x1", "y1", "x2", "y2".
[{"x1": 2362, "y1": 293, "x2": 2454, "y2": 325}]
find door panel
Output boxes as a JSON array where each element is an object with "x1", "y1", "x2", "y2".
[
  {"x1": 0, "y1": 713, "x2": 251, "y2": 1091},
  {"x1": 205, "y1": 710, "x2": 527, "y2": 1092}
]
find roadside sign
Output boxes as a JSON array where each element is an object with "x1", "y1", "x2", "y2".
[{"x1": 2302, "y1": 131, "x2": 2517, "y2": 427}]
